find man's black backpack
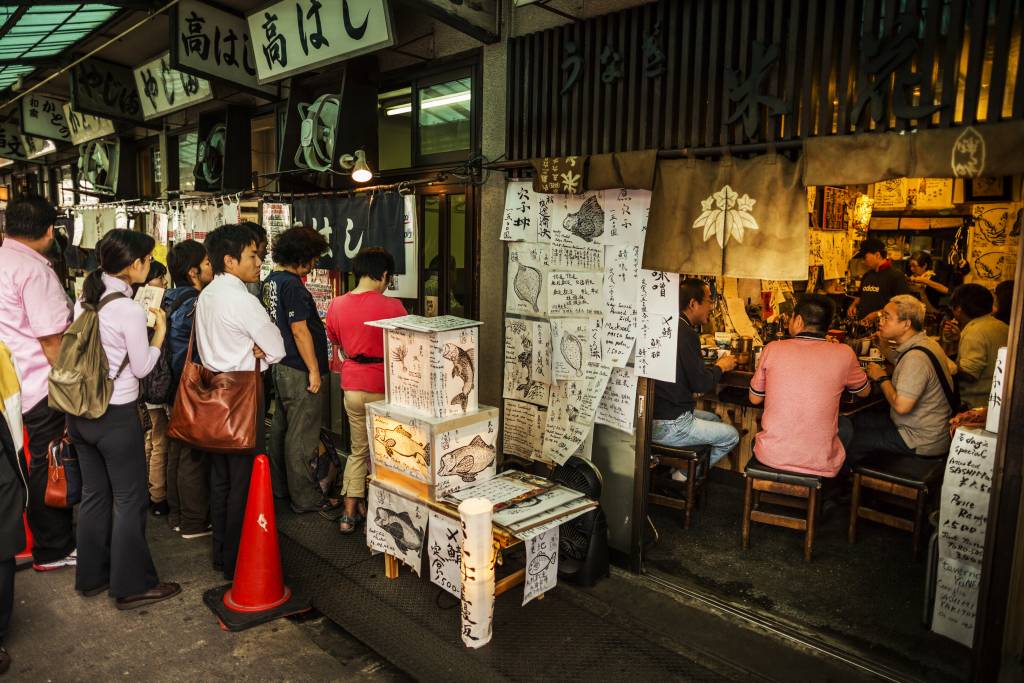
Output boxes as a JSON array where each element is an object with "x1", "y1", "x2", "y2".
[{"x1": 140, "y1": 290, "x2": 198, "y2": 405}]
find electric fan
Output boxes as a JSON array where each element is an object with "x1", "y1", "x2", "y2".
[
  {"x1": 77, "y1": 140, "x2": 119, "y2": 196},
  {"x1": 194, "y1": 123, "x2": 226, "y2": 188},
  {"x1": 294, "y1": 94, "x2": 340, "y2": 173},
  {"x1": 551, "y1": 456, "x2": 610, "y2": 586}
]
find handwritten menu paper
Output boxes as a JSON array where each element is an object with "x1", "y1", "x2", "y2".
[
  {"x1": 509, "y1": 498, "x2": 596, "y2": 538},
  {"x1": 366, "y1": 482, "x2": 428, "y2": 576},
  {"x1": 636, "y1": 270, "x2": 679, "y2": 382},
  {"x1": 502, "y1": 399, "x2": 547, "y2": 462},
  {"x1": 428, "y1": 511, "x2": 463, "y2": 598},
  {"x1": 500, "y1": 180, "x2": 538, "y2": 242},
  {"x1": 493, "y1": 487, "x2": 584, "y2": 527},
  {"x1": 507, "y1": 243, "x2": 550, "y2": 316},
  {"x1": 598, "y1": 189, "x2": 650, "y2": 246},
  {"x1": 595, "y1": 366, "x2": 639, "y2": 434},
  {"x1": 602, "y1": 244, "x2": 642, "y2": 367},
  {"x1": 547, "y1": 271, "x2": 604, "y2": 317},
  {"x1": 522, "y1": 527, "x2": 559, "y2": 606},
  {"x1": 543, "y1": 364, "x2": 612, "y2": 464},
  {"x1": 932, "y1": 428, "x2": 998, "y2": 647},
  {"x1": 551, "y1": 318, "x2": 590, "y2": 380},
  {"x1": 986, "y1": 347, "x2": 1006, "y2": 433},
  {"x1": 503, "y1": 319, "x2": 552, "y2": 407},
  {"x1": 549, "y1": 244, "x2": 604, "y2": 272},
  {"x1": 134, "y1": 286, "x2": 164, "y2": 328}
]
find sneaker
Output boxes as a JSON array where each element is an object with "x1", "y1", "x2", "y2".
[
  {"x1": 181, "y1": 524, "x2": 213, "y2": 540},
  {"x1": 0, "y1": 646, "x2": 10, "y2": 675},
  {"x1": 670, "y1": 468, "x2": 688, "y2": 483},
  {"x1": 150, "y1": 500, "x2": 170, "y2": 517},
  {"x1": 33, "y1": 552, "x2": 76, "y2": 572},
  {"x1": 171, "y1": 526, "x2": 181, "y2": 533}
]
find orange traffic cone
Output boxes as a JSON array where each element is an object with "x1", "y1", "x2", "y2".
[
  {"x1": 16, "y1": 427, "x2": 33, "y2": 568},
  {"x1": 203, "y1": 454, "x2": 309, "y2": 631}
]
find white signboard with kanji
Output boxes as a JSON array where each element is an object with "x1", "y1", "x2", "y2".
[
  {"x1": 133, "y1": 52, "x2": 214, "y2": 120},
  {"x1": 172, "y1": 0, "x2": 274, "y2": 96},
  {"x1": 20, "y1": 95, "x2": 70, "y2": 142},
  {"x1": 246, "y1": 0, "x2": 394, "y2": 83},
  {"x1": 62, "y1": 104, "x2": 116, "y2": 146}
]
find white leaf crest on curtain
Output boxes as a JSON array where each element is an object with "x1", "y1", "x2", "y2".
[{"x1": 692, "y1": 185, "x2": 760, "y2": 248}]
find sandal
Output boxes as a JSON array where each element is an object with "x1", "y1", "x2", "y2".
[{"x1": 338, "y1": 514, "x2": 362, "y2": 534}]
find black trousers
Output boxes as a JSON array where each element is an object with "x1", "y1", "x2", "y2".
[
  {"x1": 166, "y1": 438, "x2": 210, "y2": 535},
  {"x1": 0, "y1": 557, "x2": 13, "y2": 646},
  {"x1": 209, "y1": 454, "x2": 254, "y2": 580},
  {"x1": 846, "y1": 410, "x2": 917, "y2": 468},
  {"x1": 22, "y1": 401, "x2": 75, "y2": 564},
  {"x1": 68, "y1": 403, "x2": 158, "y2": 598}
]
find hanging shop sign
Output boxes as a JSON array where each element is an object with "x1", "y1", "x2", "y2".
[
  {"x1": 171, "y1": 0, "x2": 275, "y2": 98},
  {"x1": 401, "y1": 0, "x2": 497, "y2": 44},
  {"x1": 20, "y1": 135, "x2": 56, "y2": 160},
  {"x1": 246, "y1": 0, "x2": 394, "y2": 83},
  {"x1": 0, "y1": 123, "x2": 29, "y2": 161},
  {"x1": 133, "y1": 52, "x2": 215, "y2": 120},
  {"x1": 61, "y1": 104, "x2": 116, "y2": 146},
  {"x1": 506, "y1": 0, "x2": 1011, "y2": 159},
  {"x1": 20, "y1": 94, "x2": 70, "y2": 142},
  {"x1": 70, "y1": 57, "x2": 145, "y2": 124}
]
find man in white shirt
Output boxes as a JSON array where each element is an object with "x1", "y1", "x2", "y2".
[{"x1": 195, "y1": 224, "x2": 285, "y2": 580}]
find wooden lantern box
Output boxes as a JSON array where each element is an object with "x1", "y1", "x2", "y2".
[
  {"x1": 369, "y1": 315, "x2": 482, "y2": 419},
  {"x1": 366, "y1": 400, "x2": 500, "y2": 500}
]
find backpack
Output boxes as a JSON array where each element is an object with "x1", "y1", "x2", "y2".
[
  {"x1": 48, "y1": 292, "x2": 129, "y2": 418},
  {"x1": 140, "y1": 290, "x2": 198, "y2": 405},
  {"x1": 906, "y1": 345, "x2": 967, "y2": 414}
]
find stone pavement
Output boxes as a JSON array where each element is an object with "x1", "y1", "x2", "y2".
[{"x1": 4, "y1": 520, "x2": 408, "y2": 682}]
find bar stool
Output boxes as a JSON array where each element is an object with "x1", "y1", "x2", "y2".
[
  {"x1": 648, "y1": 443, "x2": 712, "y2": 529},
  {"x1": 848, "y1": 452, "x2": 946, "y2": 559},
  {"x1": 741, "y1": 457, "x2": 824, "y2": 561}
]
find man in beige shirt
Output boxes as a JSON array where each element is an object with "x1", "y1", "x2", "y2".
[{"x1": 943, "y1": 284, "x2": 1009, "y2": 408}]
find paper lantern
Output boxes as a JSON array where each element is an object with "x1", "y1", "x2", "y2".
[{"x1": 458, "y1": 497, "x2": 495, "y2": 648}]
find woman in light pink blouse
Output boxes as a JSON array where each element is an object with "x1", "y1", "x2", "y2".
[{"x1": 67, "y1": 230, "x2": 180, "y2": 610}]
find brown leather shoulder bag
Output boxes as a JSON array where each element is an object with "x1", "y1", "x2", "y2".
[{"x1": 167, "y1": 324, "x2": 261, "y2": 454}]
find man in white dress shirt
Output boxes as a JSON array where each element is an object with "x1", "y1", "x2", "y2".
[{"x1": 195, "y1": 224, "x2": 285, "y2": 580}]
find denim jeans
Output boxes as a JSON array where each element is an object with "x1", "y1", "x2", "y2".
[{"x1": 652, "y1": 410, "x2": 740, "y2": 467}]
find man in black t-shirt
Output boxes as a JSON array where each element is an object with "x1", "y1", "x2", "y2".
[
  {"x1": 848, "y1": 238, "x2": 910, "y2": 324},
  {"x1": 261, "y1": 226, "x2": 330, "y2": 513}
]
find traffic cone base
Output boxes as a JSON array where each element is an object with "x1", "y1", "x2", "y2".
[{"x1": 205, "y1": 454, "x2": 310, "y2": 631}]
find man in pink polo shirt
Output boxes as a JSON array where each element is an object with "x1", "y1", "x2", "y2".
[
  {"x1": 0, "y1": 196, "x2": 76, "y2": 571},
  {"x1": 748, "y1": 294, "x2": 871, "y2": 477}
]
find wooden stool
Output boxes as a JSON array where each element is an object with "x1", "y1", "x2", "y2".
[
  {"x1": 848, "y1": 452, "x2": 945, "y2": 559},
  {"x1": 648, "y1": 443, "x2": 712, "y2": 529},
  {"x1": 742, "y1": 457, "x2": 824, "y2": 561}
]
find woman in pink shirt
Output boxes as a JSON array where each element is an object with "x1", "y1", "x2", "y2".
[
  {"x1": 325, "y1": 248, "x2": 406, "y2": 534},
  {"x1": 67, "y1": 230, "x2": 180, "y2": 609}
]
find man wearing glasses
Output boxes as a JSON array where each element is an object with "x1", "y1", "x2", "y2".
[
  {"x1": 847, "y1": 295, "x2": 955, "y2": 464},
  {"x1": 652, "y1": 278, "x2": 739, "y2": 482}
]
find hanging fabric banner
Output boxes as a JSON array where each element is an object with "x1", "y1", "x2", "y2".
[
  {"x1": 292, "y1": 193, "x2": 406, "y2": 273},
  {"x1": 644, "y1": 154, "x2": 808, "y2": 281}
]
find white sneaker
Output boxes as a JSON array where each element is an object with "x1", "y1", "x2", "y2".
[
  {"x1": 33, "y1": 552, "x2": 77, "y2": 572},
  {"x1": 181, "y1": 525, "x2": 213, "y2": 540},
  {"x1": 670, "y1": 468, "x2": 688, "y2": 483}
]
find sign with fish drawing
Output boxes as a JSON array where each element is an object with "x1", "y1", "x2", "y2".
[
  {"x1": 367, "y1": 481, "x2": 428, "y2": 575},
  {"x1": 435, "y1": 420, "x2": 498, "y2": 498},
  {"x1": 550, "y1": 317, "x2": 598, "y2": 381},
  {"x1": 366, "y1": 401, "x2": 499, "y2": 497},
  {"x1": 522, "y1": 527, "x2": 558, "y2": 606},
  {"x1": 502, "y1": 318, "x2": 552, "y2": 407},
  {"x1": 506, "y1": 243, "x2": 549, "y2": 316},
  {"x1": 428, "y1": 511, "x2": 463, "y2": 598},
  {"x1": 382, "y1": 319, "x2": 480, "y2": 418}
]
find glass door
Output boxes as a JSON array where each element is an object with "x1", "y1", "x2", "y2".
[{"x1": 417, "y1": 184, "x2": 475, "y2": 318}]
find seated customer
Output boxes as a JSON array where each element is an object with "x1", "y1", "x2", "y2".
[
  {"x1": 942, "y1": 284, "x2": 1009, "y2": 409},
  {"x1": 748, "y1": 294, "x2": 870, "y2": 477},
  {"x1": 652, "y1": 278, "x2": 739, "y2": 481},
  {"x1": 849, "y1": 296, "x2": 955, "y2": 462}
]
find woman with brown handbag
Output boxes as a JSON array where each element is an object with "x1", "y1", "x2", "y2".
[
  {"x1": 67, "y1": 230, "x2": 180, "y2": 609},
  {"x1": 179, "y1": 224, "x2": 285, "y2": 580}
]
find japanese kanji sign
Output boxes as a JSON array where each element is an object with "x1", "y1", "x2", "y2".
[
  {"x1": 0, "y1": 124, "x2": 29, "y2": 161},
  {"x1": 172, "y1": 0, "x2": 274, "y2": 96},
  {"x1": 133, "y1": 51, "x2": 215, "y2": 120},
  {"x1": 70, "y1": 57, "x2": 144, "y2": 124},
  {"x1": 20, "y1": 94, "x2": 70, "y2": 142},
  {"x1": 245, "y1": 0, "x2": 394, "y2": 83},
  {"x1": 62, "y1": 104, "x2": 116, "y2": 146},
  {"x1": 19, "y1": 135, "x2": 56, "y2": 160}
]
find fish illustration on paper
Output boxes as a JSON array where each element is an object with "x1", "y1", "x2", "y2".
[
  {"x1": 438, "y1": 435, "x2": 496, "y2": 482},
  {"x1": 560, "y1": 333, "x2": 583, "y2": 374},
  {"x1": 375, "y1": 507, "x2": 425, "y2": 554},
  {"x1": 563, "y1": 195, "x2": 605, "y2": 242},
  {"x1": 374, "y1": 425, "x2": 428, "y2": 468},
  {"x1": 442, "y1": 343, "x2": 475, "y2": 412},
  {"x1": 513, "y1": 263, "x2": 542, "y2": 312},
  {"x1": 527, "y1": 552, "x2": 554, "y2": 576}
]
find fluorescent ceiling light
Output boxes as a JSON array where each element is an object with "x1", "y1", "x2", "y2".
[{"x1": 385, "y1": 90, "x2": 471, "y2": 117}]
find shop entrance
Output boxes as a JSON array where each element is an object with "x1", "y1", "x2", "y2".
[{"x1": 415, "y1": 184, "x2": 476, "y2": 319}]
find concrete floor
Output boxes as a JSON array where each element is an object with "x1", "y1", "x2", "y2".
[{"x1": 4, "y1": 519, "x2": 409, "y2": 682}]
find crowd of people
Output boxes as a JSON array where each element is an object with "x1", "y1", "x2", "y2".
[{"x1": 0, "y1": 196, "x2": 405, "y2": 674}]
